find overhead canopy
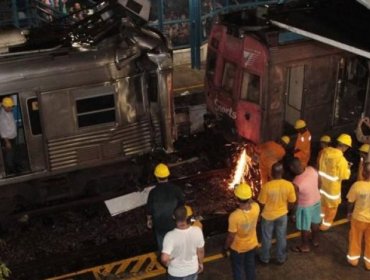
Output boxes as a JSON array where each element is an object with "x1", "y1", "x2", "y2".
[
  {"x1": 268, "y1": 0, "x2": 370, "y2": 59},
  {"x1": 357, "y1": 0, "x2": 370, "y2": 9}
]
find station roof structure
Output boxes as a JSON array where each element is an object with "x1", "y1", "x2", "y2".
[{"x1": 268, "y1": 0, "x2": 370, "y2": 58}]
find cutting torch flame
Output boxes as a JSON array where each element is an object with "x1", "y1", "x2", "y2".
[{"x1": 228, "y1": 148, "x2": 251, "y2": 189}]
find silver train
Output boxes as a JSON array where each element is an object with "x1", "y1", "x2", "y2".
[{"x1": 0, "y1": 0, "x2": 176, "y2": 215}]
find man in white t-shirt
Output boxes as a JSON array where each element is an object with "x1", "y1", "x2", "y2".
[
  {"x1": 0, "y1": 97, "x2": 17, "y2": 174},
  {"x1": 161, "y1": 205, "x2": 205, "y2": 280}
]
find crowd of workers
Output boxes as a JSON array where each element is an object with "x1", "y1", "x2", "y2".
[{"x1": 146, "y1": 119, "x2": 370, "y2": 280}]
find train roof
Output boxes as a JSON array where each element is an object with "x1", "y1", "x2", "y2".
[{"x1": 218, "y1": 8, "x2": 308, "y2": 47}]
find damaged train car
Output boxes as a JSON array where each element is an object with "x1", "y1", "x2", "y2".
[
  {"x1": 205, "y1": 4, "x2": 370, "y2": 143},
  {"x1": 0, "y1": 0, "x2": 176, "y2": 215}
]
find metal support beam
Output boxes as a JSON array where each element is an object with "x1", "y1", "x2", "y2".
[
  {"x1": 158, "y1": 0, "x2": 164, "y2": 32},
  {"x1": 190, "y1": 0, "x2": 201, "y2": 69},
  {"x1": 11, "y1": 0, "x2": 19, "y2": 27}
]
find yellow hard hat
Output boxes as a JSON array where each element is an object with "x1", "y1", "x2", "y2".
[
  {"x1": 320, "y1": 135, "x2": 331, "y2": 143},
  {"x1": 185, "y1": 205, "x2": 193, "y2": 217},
  {"x1": 337, "y1": 134, "x2": 352, "y2": 147},
  {"x1": 154, "y1": 163, "x2": 170, "y2": 178},
  {"x1": 359, "y1": 144, "x2": 370, "y2": 153},
  {"x1": 281, "y1": 135, "x2": 290, "y2": 145},
  {"x1": 294, "y1": 119, "x2": 306, "y2": 130},
  {"x1": 2, "y1": 97, "x2": 14, "y2": 108},
  {"x1": 234, "y1": 183, "x2": 252, "y2": 200}
]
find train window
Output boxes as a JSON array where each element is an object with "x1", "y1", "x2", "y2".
[
  {"x1": 222, "y1": 62, "x2": 236, "y2": 96},
  {"x1": 27, "y1": 98, "x2": 42, "y2": 135},
  {"x1": 241, "y1": 72, "x2": 260, "y2": 104},
  {"x1": 126, "y1": 0, "x2": 143, "y2": 14},
  {"x1": 76, "y1": 94, "x2": 116, "y2": 128}
]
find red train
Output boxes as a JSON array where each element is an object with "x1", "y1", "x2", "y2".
[{"x1": 205, "y1": 8, "x2": 369, "y2": 143}]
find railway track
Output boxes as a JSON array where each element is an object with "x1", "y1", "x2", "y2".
[
  {"x1": 10, "y1": 166, "x2": 230, "y2": 220},
  {"x1": 1, "y1": 158, "x2": 238, "y2": 280}
]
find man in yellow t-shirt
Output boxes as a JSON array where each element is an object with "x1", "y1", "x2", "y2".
[
  {"x1": 224, "y1": 183, "x2": 260, "y2": 280},
  {"x1": 346, "y1": 162, "x2": 370, "y2": 270},
  {"x1": 258, "y1": 162, "x2": 296, "y2": 265}
]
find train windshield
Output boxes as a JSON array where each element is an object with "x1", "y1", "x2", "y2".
[
  {"x1": 240, "y1": 71, "x2": 260, "y2": 104},
  {"x1": 222, "y1": 62, "x2": 236, "y2": 96}
]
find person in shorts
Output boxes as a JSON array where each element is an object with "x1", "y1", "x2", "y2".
[{"x1": 289, "y1": 158, "x2": 321, "y2": 252}]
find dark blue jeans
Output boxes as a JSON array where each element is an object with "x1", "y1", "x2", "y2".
[
  {"x1": 155, "y1": 230, "x2": 166, "y2": 253},
  {"x1": 230, "y1": 248, "x2": 256, "y2": 280},
  {"x1": 260, "y1": 215, "x2": 288, "y2": 263},
  {"x1": 168, "y1": 272, "x2": 198, "y2": 280},
  {"x1": 2, "y1": 138, "x2": 17, "y2": 174}
]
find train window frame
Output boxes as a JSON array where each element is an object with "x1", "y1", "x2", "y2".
[
  {"x1": 240, "y1": 71, "x2": 261, "y2": 104},
  {"x1": 75, "y1": 92, "x2": 116, "y2": 129},
  {"x1": 26, "y1": 97, "x2": 42, "y2": 136},
  {"x1": 206, "y1": 49, "x2": 217, "y2": 81},
  {"x1": 221, "y1": 61, "x2": 236, "y2": 98}
]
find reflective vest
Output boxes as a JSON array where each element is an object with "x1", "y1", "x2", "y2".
[
  {"x1": 257, "y1": 141, "x2": 285, "y2": 184},
  {"x1": 294, "y1": 130, "x2": 311, "y2": 167},
  {"x1": 318, "y1": 147, "x2": 350, "y2": 207}
]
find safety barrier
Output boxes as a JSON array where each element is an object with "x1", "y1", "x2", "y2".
[
  {"x1": 47, "y1": 252, "x2": 166, "y2": 280},
  {"x1": 47, "y1": 218, "x2": 349, "y2": 280}
]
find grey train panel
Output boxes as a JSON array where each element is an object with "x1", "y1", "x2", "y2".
[{"x1": 46, "y1": 118, "x2": 154, "y2": 171}]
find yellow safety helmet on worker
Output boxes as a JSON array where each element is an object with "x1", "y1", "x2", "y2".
[
  {"x1": 337, "y1": 134, "x2": 352, "y2": 147},
  {"x1": 234, "y1": 183, "x2": 252, "y2": 200},
  {"x1": 280, "y1": 135, "x2": 290, "y2": 145},
  {"x1": 2, "y1": 97, "x2": 14, "y2": 108},
  {"x1": 359, "y1": 144, "x2": 370, "y2": 154},
  {"x1": 294, "y1": 119, "x2": 306, "y2": 130},
  {"x1": 154, "y1": 163, "x2": 170, "y2": 178},
  {"x1": 185, "y1": 205, "x2": 193, "y2": 217},
  {"x1": 320, "y1": 135, "x2": 331, "y2": 144}
]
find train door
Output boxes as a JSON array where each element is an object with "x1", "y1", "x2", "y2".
[
  {"x1": 0, "y1": 94, "x2": 31, "y2": 177},
  {"x1": 236, "y1": 70, "x2": 262, "y2": 143},
  {"x1": 284, "y1": 65, "x2": 305, "y2": 127},
  {"x1": 19, "y1": 92, "x2": 46, "y2": 173}
]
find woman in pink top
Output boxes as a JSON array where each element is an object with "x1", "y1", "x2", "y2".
[{"x1": 289, "y1": 158, "x2": 321, "y2": 252}]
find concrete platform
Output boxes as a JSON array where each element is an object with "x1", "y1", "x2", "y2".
[
  {"x1": 153, "y1": 222, "x2": 369, "y2": 280},
  {"x1": 173, "y1": 64, "x2": 204, "y2": 95}
]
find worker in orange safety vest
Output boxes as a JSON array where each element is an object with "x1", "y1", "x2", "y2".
[
  {"x1": 294, "y1": 119, "x2": 311, "y2": 168},
  {"x1": 318, "y1": 134, "x2": 351, "y2": 231},
  {"x1": 316, "y1": 135, "x2": 331, "y2": 168},
  {"x1": 346, "y1": 162, "x2": 370, "y2": 270},
  {"x1": 357, "y1": 144, "x2": 370, "y2": 181},
  {"x1": 257, "y1": 136, "x2": 290, "y2": 185}
]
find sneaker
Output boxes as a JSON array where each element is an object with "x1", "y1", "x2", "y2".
[{"x1": 257, "y1": 258, "x2": 269, "y2": 266}]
